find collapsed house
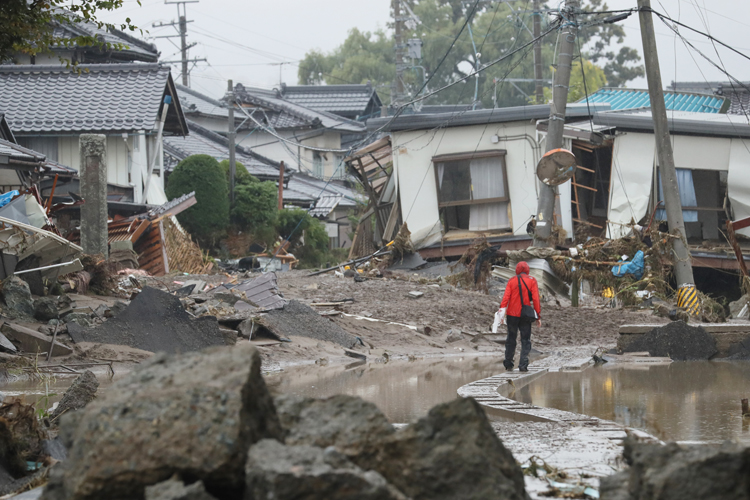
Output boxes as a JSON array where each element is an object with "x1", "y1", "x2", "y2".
[{"x1": 359, "y1": 91, "x2": 750, "y2": 275}]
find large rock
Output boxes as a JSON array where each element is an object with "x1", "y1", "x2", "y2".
[
  {"x1": 49, "y1": 371, "x2": 99, "y2": 423},
  {"x1": 1, "y1": 276, "x2": 34, "y2": 318},
  {"x1": 41, "y1": 343, "x2": 282, "y2": 500},
  {"x1": 601, "y1": 439, "x2": 750, "y2": 500},
  {"x1": 34, "y1": 297, "x2": 59, "y2": 322},
  {"x1": 623, "y1": 321, "x2": 717, "y2": 360},
  {"x1": 374, "y1": 398, "x2": 529, "y2": 500},
  {"x1": 275, "y1": 394, "x2": 394, "y2": 470},
  {"x1": 245, "y1": 439, "x2": 407, "y2": 500},
  {"x1": 145, "y1": 479, "x2": 217, "y2": 500}
]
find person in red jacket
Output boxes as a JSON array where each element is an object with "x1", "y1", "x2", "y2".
[{"x1": 499, "y1": 261, "x2": 541, "y2": 372}]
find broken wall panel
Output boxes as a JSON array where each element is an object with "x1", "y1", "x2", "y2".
[
  {"x1": 607, "y1": 132, "x2": 655, "y2": 239},
  {"x1": 728, "y1": 138, "x2": 750, "y2": 238}
]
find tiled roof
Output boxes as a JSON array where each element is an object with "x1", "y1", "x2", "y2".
[
  {"x1": 309, "y1": 195, "x2": 343, "y2": 218},
  {"x1": 51, "y1": 18, "x2": 159, "y2": 62},
  {"x1": 580, "y1": 88, "x2": 728, "y2": 113},
  {"x1": 283, "y1": 173, "x2": 359, "y2": 208},
  {"x1": 0, "y1": 138, "x2": 45, "y2": 163},
  {"x1": 279, "y1": 83, "x2": 381, "y2": 119},
  {"x1": 176, "y1": 83, "x2": 229, "y2": 119},
  {"x1": 234, "y1": 84, "x2": 366, "y2": 133},
  {"x1": 163, "y1": 120, "x2": 280, "y2": 179},
  {"x1": 669, "y1": 81, "x2": 750, "y2": 116},
  {"x1": 0, "y1": 64, "x2": 187, "y2": 135}
]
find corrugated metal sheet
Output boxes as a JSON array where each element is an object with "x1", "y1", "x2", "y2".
[
  {"x1": 581, "y1": 88, "x2": 727, "y2": 113},
  {"x1": 309, "y1": 195, "x2": 343, "y2": 218}
]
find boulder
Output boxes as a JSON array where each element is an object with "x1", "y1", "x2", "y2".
[
  {"x1": 145, "y1": 479, "x2": 217, "y2": 500},
  {"x1": 245, "y1": 439, "x2": 407, "y2": 500},
  {"x1": 601, "y1": 439, "x2": 750, "y2": 500},
  {"x1": 623, "y1": 321, "x2": 717, "y2": 360},
  {"x1": 274, "y1": 394, "x2": 394, "y2": 470},
  {"x1": 40, "y1": 343, "x2": 282, "y2": 500},
  {"x1": 445, "y1": 329, "x2": 463, "y2": 343},
  {"x1": 49, "y1": 371, "x2": 99, "y2": 423},
  {"x1": 63, "y1": 312, "x2": 93, "y2": 328},
  {"x1": 34, "y1": 297, "x2": 59, "y2": 322},
  {"x1": 374, "y1": 398, "x2": 529, "y2": 500},
  {"x1": 1, "y1": 276, "x2": 34, "y2": 318}
]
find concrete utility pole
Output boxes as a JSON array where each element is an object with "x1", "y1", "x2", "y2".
[
  {"x1": 533, "y1": 0, "x2": 544, "y2": 104},
  {"x1": 79, "y1": 135, "x2": 108, "y2": 258},
  {"x1": 227, "y1": 79, "x2": 236, "y2": 204},
  {"x1": 392, "y1": 0, "x2": 406, "y2": 104},
  {"x1": 638, "y1": 0, "x2": 695, "y2": 289},
  {"x1": 155, "y1": 1, "x2": 205, "y2": 87},
  {"x1": 278, "y1": 161, "x2": 285, "y2": 210},
  {"x1": 533, "y1": 0, "x2": 580, "y2": 246}
]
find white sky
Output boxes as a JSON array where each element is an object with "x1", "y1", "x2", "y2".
[{"x1": 100, "y1": 0, "x2": 750, "y2": 100}]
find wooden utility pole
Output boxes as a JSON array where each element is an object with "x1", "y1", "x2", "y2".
[
  {"x1": 638, "y1": 0, "x2": 695, "y2": 289},
  {"x1": 278, "y1": 161, "x2": 285, "y2": 210},
  {"x1": 227, "y1": 79, "x2": 236, "y2": 204},
  {"x1": 533, "y1": 0, "x2": 544, "y2": 104},
  {"x1": 534, "y1": 0, "x2": 580, "y2": 246}
]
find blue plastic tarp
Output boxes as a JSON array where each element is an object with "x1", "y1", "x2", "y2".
[
  {"x1": 0, "y1": 190, "x2": 19, "y2": 209},
  {"x1": 612, "y1": 250, "x2": 645, "y2": 280}
]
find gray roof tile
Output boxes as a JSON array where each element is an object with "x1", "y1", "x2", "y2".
[
  {"x1": 0, "y1": 63, "x2": 187, "y2": 135},
  {"x1": 51, "y1": 19, "x2": 159, "y2": 62},
  {"x1": 280, "y1": 84, "x2": 381, "y2": 118}
]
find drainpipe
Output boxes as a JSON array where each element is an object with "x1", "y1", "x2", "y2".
[{"x1": 143, "y1": 95, "x2": 172, "y2": 203}]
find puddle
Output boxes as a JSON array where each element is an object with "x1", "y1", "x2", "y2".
[
  {"x1": 511, "y1": 361, "x2": 750, "y2": 444},
  {"x1": 269, "y1": 356, "x2": 508, "y2": 423}
]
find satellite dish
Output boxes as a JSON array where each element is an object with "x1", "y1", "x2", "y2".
[{"x1": 536, "y1": 148, "x2": 577, "y2": 186}]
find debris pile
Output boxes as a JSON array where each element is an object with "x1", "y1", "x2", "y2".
[
  {"x1": 163, "y1": 218, "x2": 213, "y2": 275},
  {"x1": 622, "y1": 321, "x2": 718, "y2": 360},
  {"x1": 446, "y1": 236, "x2": 497, "y2": 292},
  {"x1": 39, "y1": 344, "x2": 529, "y2": 500}
]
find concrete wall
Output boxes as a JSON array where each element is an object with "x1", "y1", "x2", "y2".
[{"x1": 391, "y1": 121, "x2": 541, "y2": 248}]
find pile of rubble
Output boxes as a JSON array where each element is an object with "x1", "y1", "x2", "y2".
[{"x1": 30, "y1": 344, "x2": 528, "y2": 500}]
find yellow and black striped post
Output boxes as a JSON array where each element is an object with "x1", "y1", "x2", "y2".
[{"x1": 677, "y1": 284, "x2": 700, "y2": 317}]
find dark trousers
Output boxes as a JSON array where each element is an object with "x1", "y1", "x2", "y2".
[{"x1": 504, "y1": 316, "x2": 532, "y2": 370}]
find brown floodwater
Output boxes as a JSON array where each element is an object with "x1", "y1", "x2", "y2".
[
  {"x1": 268, "y1": 356, "x2": 507, "y2": 423},
  {"x1": 510, "y1": 361, "x2": 750, "y2": 444}
]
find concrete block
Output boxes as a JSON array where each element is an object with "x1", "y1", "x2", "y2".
[{"x1": 1, "y1": 321, "x2": 72, "y2": 356}]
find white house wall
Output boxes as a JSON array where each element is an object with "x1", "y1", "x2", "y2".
[
  {"x1": 607, "y1": 132, "x2": 655, "y2": 238},
  {"x1": 727, "y1": 138, "x2": 750, "y2": 237},
  {"x1": 672, "y1": 135, "x2": 731, "y2": 171},
  {"x1": 392, "y1": 121, "x2": 540, "y2": 249}
]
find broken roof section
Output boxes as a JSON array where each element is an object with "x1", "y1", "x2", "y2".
[
  {"x1": 309, "y1": 195, "x2": 343, "y2": 219},
  {"x1": 580, "y1": 88, "x2": 729, "y2": 113},
  {"x1": 278, "y1": 83, "x2": 382, "y2": 120},
  {"x1": 163, "y1": 120, "x2": 280, "y2": 180},
  {"x1": 233, "y1": 83, "x2": 366, "y2": 133},
  {"x1": 210, "y1": 272, "x2": 287, "y2": 311},
  {"x1": 0, "y1": 64, "x2": 187, "y2": 136},
  {"x1": 50, "y1": 16, "x2": 159, "y2": 63}
]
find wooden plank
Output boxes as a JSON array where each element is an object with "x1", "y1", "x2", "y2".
[
  {"x1": 439, "y1": 196, "x2": 509, "y2": 208},
  {"x1": 382, "y1": 196, "x2": 401, "y2": 243},
  {"x1": 576, "y1": 165, "x2": 595, "y2": 173},
  {"x1": 571, "y1": 182, "x2": 597, "y2": 192}
]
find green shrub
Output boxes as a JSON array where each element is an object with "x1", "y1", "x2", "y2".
[
  {"x1": 232, "y1": 181, "x2": 278, "y2": 234},
  {"x1": 275, "y1": 208, "x2": 332, "y2": 268},
  {"x1": 218, "y1": 159, "x2": 257, "y2": 186},
  {"x1": 166, "y1": 154, "x2": 229, "y2": 246}
]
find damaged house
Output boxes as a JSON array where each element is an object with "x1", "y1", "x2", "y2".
[
  {"x1": 364, "y1": 89, "x2": 750, "y2": 272},
  {"x1": 0, "y1": 63, "x2": 188, "y2": 209}
]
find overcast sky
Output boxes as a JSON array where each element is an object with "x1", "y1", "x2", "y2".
[{"x1": 100, "y1": 0, "x2": 750, "y2": 101}]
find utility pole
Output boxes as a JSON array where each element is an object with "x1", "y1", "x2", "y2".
[
  {"x1": 278, "y1": 161, "x2": 285, "y2": 210},
  {"x1": 392, "y1": 0, "x2": 406, "y2": 105},
  {"x1": 533, "y1": 0, "x2": 580, "y2": 246},
  {"x1": 227, "y1": 79, "x2": 236, "y2": 204},
  {"x1": 638, "y1": 0, "x2": 695, "y2": 291},
  {"x1": 155, "y1": 1, "x2": 205, "y2": 87},
  {"x1": 533, "y1": 0, "x2": 544, "y2": 104}
]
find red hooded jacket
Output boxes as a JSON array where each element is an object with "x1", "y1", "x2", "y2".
[{"x1": 500, "y1": 262, "x2": 541, "y2": 318}]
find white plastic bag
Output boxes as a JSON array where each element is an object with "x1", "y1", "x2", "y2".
[{"x1": 492, "y1": 308, "x2": 507, "y2": 333}]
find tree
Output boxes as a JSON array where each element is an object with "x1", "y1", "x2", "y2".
[
  {"x1": 166, "y1": 155, "x2": 229, "y2": 247},
  {"x1": 232, "y1": 182, "x2": 278, "y2": 236},
  {"x1": 0, "y1": 0, "x2": 141, "y2": 64},
  {"x1": 218, "y1": 159, "x2": 256, "y2": 187},
  {"x1": 298, "y1": 0, "x2": 643, "y2": 108},
  {"x1": 537, "y1": 59, "x2": 607, "y2": 104}
]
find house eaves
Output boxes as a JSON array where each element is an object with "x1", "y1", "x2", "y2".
[
  {"x1": 50, "y1": 17, "x2": 159, "y2": 62},
  {"x1": 367, "y1": 103, "x2": 612, "y2": 132},
  {"x1": 592, "y1": 108, "x2": 750, "y2": 139},
  {"x1": 0, "y1": 63, "x2": 187, "y2": 136}
]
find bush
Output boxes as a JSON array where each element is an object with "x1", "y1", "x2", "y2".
[
  {"x1": 218, "y1": 159, "x2": 257, "y2": 186},
  {"x1": 232, "y1": 181, "x2": 278, "y2": 235},
  {"x1": 275, "y1": 208, "x2": 331, "y2": 268},
  {"x1": 166, "y1": 154, "x2": 229, "y2": 246}
]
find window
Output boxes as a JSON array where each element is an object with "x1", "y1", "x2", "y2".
[
  {"x1": 313, "y1": 152, "x2": 324, "y2": 178},
  {"x1": 433, "y1": 151, "x2": 510, "y2": 232},
  {"x1": 334, "y1": 154, "x2": 346, "y2": 179},
  {"x1": 655, "y1": 168, "x2": 725, "y2": 241}
]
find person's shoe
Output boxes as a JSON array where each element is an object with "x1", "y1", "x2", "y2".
[
  {"x1": 519, "y1": 367, "x2": 529, "y2": 372},
  {"x1": 504, "y1": 363, "x2": 514, "y2": 372}
]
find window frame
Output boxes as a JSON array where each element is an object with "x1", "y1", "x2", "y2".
[{"x1": 432, "y1": 150, "x2": 510, "y2": 208}]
